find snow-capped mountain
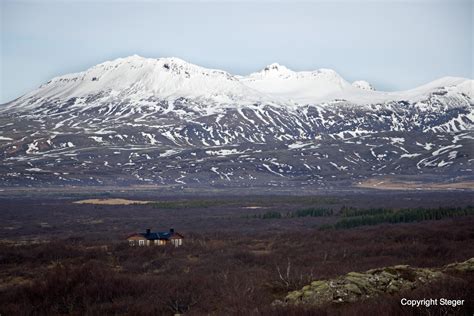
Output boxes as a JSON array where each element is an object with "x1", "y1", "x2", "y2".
[
  {"x1": 240, "y1": 63, "x2": 353, "y2": 104},
  {"x1": 5, "y1": 55, "x2": 472, "y2": 111},
  {"x1": 0, "y1": 55, "x2": 472, "y2": 189},
  {"x1": 8, "y1": 55, "x2": 268, "y2": 110}
]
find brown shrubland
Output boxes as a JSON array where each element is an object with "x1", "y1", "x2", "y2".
[{"x1": 1, "y1": 216, "x2": 473, "y2": 315}]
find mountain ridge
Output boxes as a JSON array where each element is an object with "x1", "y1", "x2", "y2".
[
  {"x1": 0, "y1": 55, "x2": 472, "y2": 189},
  {"x1": 4, "y1": 55, "x2": 472, "y2": 109}
]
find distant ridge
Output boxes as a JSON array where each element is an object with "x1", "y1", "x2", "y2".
[
  {"x1": 0, "y1": 55, "x2": 472, "y2": 188},
  {"x1": 5, "y1": 55, "x2": 472, "y2": 108}
]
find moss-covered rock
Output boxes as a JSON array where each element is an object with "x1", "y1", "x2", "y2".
[
  {"x1": 302, "y1": 290, "x2": 314, "y2": 297},
  {"x1": 279, "y1": 257, "x2": 473, "y2": 307},
  {"x1": 444, "y1": 257, "x2": 474, "y2": 272},
  {"x1": 310, "y1": 280, "x2": 326, "y2": 288},
  {"x1": 285, "y1": 290, "x2": 303, "y2": 301},
  {"x1": 346, "y1": 271, "x2": 366, "y2": 278},
  {"x1": 343, "y1": 283, "x2": 362, "y2": 295},
  {"x1": 345, "y1": 275, "x2": 371, "y2": 291},
  {"x1": 312, "y1": 281, "x2": 330, "y2": 292},
  {"x1": 302, "y1": 285, "x2": 311, "y2": 291}
]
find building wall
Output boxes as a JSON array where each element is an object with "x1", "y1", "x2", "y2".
[
  {"x1": 170, "y1": 237, "x2": 183, "y2": 247},
  {"x1": 127, "y1": 236, "x2": 147, "y2": 246},
  {"x1": 127, "y1": 234, "x2": 184, "y2": 247}
]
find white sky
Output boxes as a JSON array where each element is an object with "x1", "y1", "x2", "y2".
[{"x1": 1, "y1": 0, "x2": 472, "y2": 103}]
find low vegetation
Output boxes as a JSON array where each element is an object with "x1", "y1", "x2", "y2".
[
  {"x1": 1, "y1": 217, "x2": 473, "y2": 315},
  {"x1": 246, "y1": 206, "x2": 474, "y2": 231},
  {"x1": 73, "y1": 198, "x2": 151, "y2": 205},
  {"x1": 151, "y1": 199, "x2": 228, "y2": 209},
  {"x1": 151, "y1": 196, "x2": 339, "y2": 210},
  {"x1": 332, "y1": 206, "x2": 474, "y2": 229},
  {"x1": 246, "y1": 208, "x2": 334, "y2": 219},
  {"x1": 1, "y1": 192, "x2": 473, "y2": 315}
]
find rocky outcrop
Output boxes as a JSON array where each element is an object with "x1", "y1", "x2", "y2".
[{"x1": 276, "y1": 258, "x2": 474, "y2": 307}]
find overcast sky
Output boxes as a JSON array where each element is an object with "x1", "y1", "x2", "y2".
[{"x1": 1, "y1": 0, "x2": 472, "y2": 103}]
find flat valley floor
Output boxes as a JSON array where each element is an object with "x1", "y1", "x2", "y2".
[{"x1": 0, "y1": 189, "x2": 473, "y2": 315}]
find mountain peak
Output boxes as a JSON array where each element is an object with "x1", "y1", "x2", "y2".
[
  {"x1": 29, "y1": 55, "x2": 265, "y2": 105},
  {"x1": 259, "y1": 63, "x2": 293, "y2": 76},
  {"x1": 100, "y1": 55, "x2": 198, "y2": 69},
  {"x1": 263, "y1": 63, "x2": 291, "y2": 72},
  {"x1": 352, "y1": 80, "x2": 375, "y2": 91}
]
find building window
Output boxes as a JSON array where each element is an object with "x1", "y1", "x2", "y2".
[
  {"x1": 129, "y1": 240, "x2": 135, "y2": 246},
  {"x1": 138, "y1": 240, "x2": 145, "y2": 246},
  {"x1": 171, "y1": 239, "x2": 182, "y2": 247}
]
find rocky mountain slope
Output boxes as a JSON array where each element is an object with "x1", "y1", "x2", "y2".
[{"x1": 0, "y1": 55, "x2": 472, "y2": 188}]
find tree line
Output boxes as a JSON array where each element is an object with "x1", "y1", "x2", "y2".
[
  {"x1": 245, "y1": 207, "x2": 333, "y2": 219},
  {"x1": 332, "y1": 206, "x2": 474, "y2": 229}
]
